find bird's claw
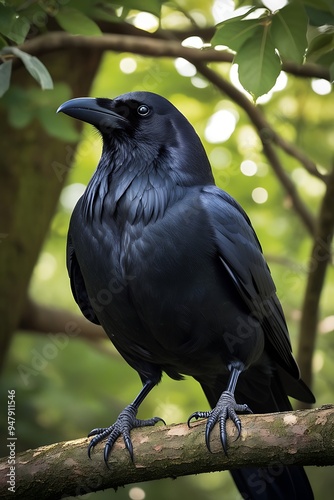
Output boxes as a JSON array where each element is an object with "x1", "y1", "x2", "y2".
[
  {"x1": 187, "y1": 410, "x2": 211, "y2": 426},
  {"x1": 88, "y1": 403, "x2": 165, "y2": 467},
  {"x1": 188, "y1": 391, "x2": 252, "y2": 454}
]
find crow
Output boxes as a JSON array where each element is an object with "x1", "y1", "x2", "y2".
[{"x1": 58, "y1": 91, "x2": 315, "y2": 499}]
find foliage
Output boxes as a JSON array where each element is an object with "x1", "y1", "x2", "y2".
[
  {"x1": 0, "y1": 0, "x2": 333, "y2": 99},
  {"x1": 1, "y1": 0, "x2": 334, "y2": 499},
  {"x1": 212, "y1": 0, "x2": 334, "y2": 96},
  {"x1": 212, "y1": 2, "x2": 307, "y2": 96}
]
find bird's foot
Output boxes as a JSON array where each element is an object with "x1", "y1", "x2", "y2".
[
  {"x1": 88, "y1": 403, "x2": 165, "y2": 466},
  {"x1": 188, "y1": 391, "x2": 252, "y2": 454}
]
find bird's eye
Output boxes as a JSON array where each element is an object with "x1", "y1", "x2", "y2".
[{"x1": 137, "y1": 104, "x2": 150, "y2": 116}]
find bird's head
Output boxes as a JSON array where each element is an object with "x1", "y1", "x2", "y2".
[{"x1": 57, "y1": 91, "x2": 214, "y2": 186}]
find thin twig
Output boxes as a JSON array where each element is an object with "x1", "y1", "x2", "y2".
[
  {"x1": 193, "y1": 62, "x2": 317, "y2": 236},
  {"x1": 275, "y1": 135, "x2": 326, "y2": 180}
]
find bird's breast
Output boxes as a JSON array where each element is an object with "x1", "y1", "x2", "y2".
[{"x1": 74, "y1": 188, "x2": 264, "y2": 376}]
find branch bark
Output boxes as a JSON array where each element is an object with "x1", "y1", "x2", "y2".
[
  {"x1": 1, "y1": 405, "x2": 333, "y2": 500},
  {"x1": 18, "y1": 297, "x2": 119, "y2": 357},
  {"x1": 19, "y1": 297, "x2": 106, "y2": 342},
  {"x1": 18, "y1": 31, "x2": 330, "y2": 81}
]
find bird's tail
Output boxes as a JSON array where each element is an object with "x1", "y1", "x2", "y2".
[{"x1": 200, "y1": 370, "x2": 314, "y2": 500}]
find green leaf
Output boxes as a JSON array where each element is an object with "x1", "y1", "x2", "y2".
[
  {"x1": 306, "y1": 32, "x2": 334, "y2": 62},
  {"x1": 314, "y1": 50, "x2": 334, "y2": 69},
  {"x1": 117, "y1": 0, "x2": 162, "y2": 17},
  {"x1": 304, "y1": 0, "x2": 334, "y2": 26},
  {"x1": 0, "y1": 5, "x2": 16, "y2": 35},
  {"x1": 8, "y1": 107, "x2": 33, "y2": 128},
  {"x1": 1, "y1": 86, "x2": 32, "y2": 128},
  {"x1": 38, "y1": 108, "x2": 80, "y2": 142},
  {"x1": 270, "y1": 2, "x2": 308, "y2": 64},
  {"x1": 66, "y1": 0, "x2": 101, "y2": 14},
  {"x1": 303, "y1": 0, "x2": 334, "y2": 11},
  {"x1": 0, "y1": 61, "x2": 12, "y2": 97},
  {"x1": 211, "y1": 18, "x2": 261, "y2": 52},
  {"x1": 0, "y1": 7, "x2": 30, "y2": 44},
  {"x1": 2, "y1": 82, "x2": 80, "y2": 136},
  {"x1": 55, "y1": 7, "x2": 102, "y2": 36},
  {"x1": 91, "y1": 7, "x2": 120, "y2": 23},
  {"x1": 8, "y1": 15, "x2": 31, "y2": 44},
  {"x1": 234, "y1": 0, "x2": 261, "y2": 7},
  {"x1": 211, "y1": 7, "x2": 263, "y2": 50},
  {"x1": 4, "y1": 87, "x2": 34, "y2": 128},
  {"x1": 1, "y1": 47, "x2": 53, "y2": 90},
  {"x1": 235, "y1": 25, "x2": 281, "y2": 99},
  {"x1": 24, "y1": 57, "x2": 53, "y2": 90}
]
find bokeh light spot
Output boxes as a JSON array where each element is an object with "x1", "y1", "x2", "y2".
[
  {"x1": 34, "y1": 252, "x2": 57, "y2": 281},
  {"x1": 120, "y1": 57, "x2": 137, "y2": 74},
  {"x1": 240, "y1": 160, "x2": 258, "y2": 176},
  {"x1": 174, "y1": 58, "x2": 197, "y2": 77},
  {"x1": 252, "y1": 187, "x2": 268, "y2": 204},
  {"x1": 129, "y1": 487, "x2": 146, "y2": 500},
  {"x1": 132, "y1": 12, "x2": 159, "y2": 32},
  {"x1": 205, "y1": 110, "x2": 237, "y2": 143},
  {"x1": 60, "y1": 183, "x2": 86, "y2": 212},
  {"x1": 311, "y1": 79, "x2": 332, "y2": 96}
]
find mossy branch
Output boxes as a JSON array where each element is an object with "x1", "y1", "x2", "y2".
[{"x1": 0, "y1": 405, "x2": 333, "y2": 500}]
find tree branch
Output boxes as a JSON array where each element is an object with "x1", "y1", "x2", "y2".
[
  {"x1": 193, "y1": 63, "x2": 317, "y2": 236},
  {"x1": 297, "y1": 166, "x2": 334, "y2": 394},
  {"x1": 20, "y1": 297, "x2": 106, "y2": 342},
  {"x1": 1, "y1": 405, "x2": 333, "y2": 499},
  {"x1": 19, "y1": 31, "x2": 234, "y2": 63},
  {"x1": 17, "y1": 27, "x2": 328, "y2": 247},
  {"x1": 18, "y1": 31, "x2": 330, "y2": 81},
  {"x1": 273, "y1": 135, "x2": 327, "y2": 181},
  {"x1": 18, "y1": 297, "x2": 119, "y2": 357},
  {"x1": 17, "y1": 32, "x2": 321, "y2": 235}
]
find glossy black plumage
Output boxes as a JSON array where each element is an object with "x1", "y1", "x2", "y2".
[{"x1": 58, "y1": 92, "x2": 315, "y2": 499}]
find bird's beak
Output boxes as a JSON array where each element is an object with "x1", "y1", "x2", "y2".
[{"x1": 57, "y1": 97, "x2": 127, "y2": 130}]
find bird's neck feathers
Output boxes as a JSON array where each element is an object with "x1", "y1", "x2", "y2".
[
  {"x1": 81, "y1": 131, "x2": 215, "y2": 226},
  {"x1": 81, "y1": 140, "x2": 185, "y2": 225}
]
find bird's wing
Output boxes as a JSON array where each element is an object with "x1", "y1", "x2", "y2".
[
  {"x1": 201, "y1": 185, "x2": 299, "y2": 379},
  {"x1": 66, "y1": 232, "x2": 100, "y2": 325}
]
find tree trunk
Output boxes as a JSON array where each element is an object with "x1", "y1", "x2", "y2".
[{"x1": 0, "y1": 47, "x2": 102, "y2": 372}]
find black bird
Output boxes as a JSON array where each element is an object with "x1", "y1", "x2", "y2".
[{"x1": 58, "y1": 91, "x2": 315, "y2": 499}]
